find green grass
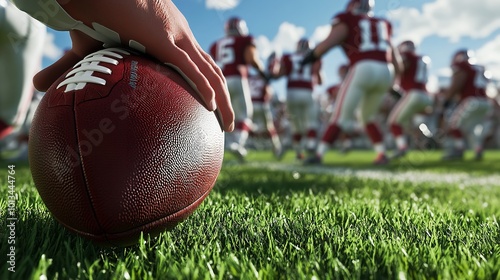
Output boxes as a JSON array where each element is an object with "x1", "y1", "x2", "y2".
[{"x1": 1, "y1": 150, "x2": 500, "y2": 279}]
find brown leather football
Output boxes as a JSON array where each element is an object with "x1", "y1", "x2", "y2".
[{"x1": 28, "y1": 48, "x2": 224, "y2": 247}]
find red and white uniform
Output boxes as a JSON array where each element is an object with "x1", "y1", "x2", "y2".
[
  {"x1": 0, "y1": 1, "x2": 46, "y2": 139},
  {"x1": 248, "y1": 75, "x2": 273, "y2": 131},
  {"x1": 448, "y1": 62, "x2": 492, "y2": 132},
  {"x1": 209, "y1": 35, "x2": 254, "y2": 127},
  {"x1": 388, "y1": 52, "x2": 432, "y2": 128},
  {"x1": 281, "y1": 52, "x2": 320, "y2": 141},
  {"x1": 328, "y1": 12, "x2": 395, "y2": 131}
]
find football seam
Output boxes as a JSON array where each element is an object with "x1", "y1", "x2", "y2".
[
  {"x1": 70, "y1": 49, "x2": 130, "y2": 237},
  {"x1": 72, "y1": 100, "x2": 108, "y2": 237}
]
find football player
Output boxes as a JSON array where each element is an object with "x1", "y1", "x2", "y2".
[
  {"x1": 0, "y1": 1, "x2": 46, "y2": 154},
  {"x1": 440, "y1": 49, "x2": 493, "y2": 161},
  {"x1": 302, "y1": 0, "x2": 402, "y2": 165},
  {"x1": 387, "y1": 40, "x2": 433, "y2": 159},
  {"x1": 248, "y1": 74, "x2": 283, "y2": 159},
  {"x1": 324, "y1": 64, "x2": 356, "y2": 154},
  {"x1": 209, "y1": 17, "x2": 268, "y2": 161},
  {"x1": 273, "y1": 38, "x2": 323, "y2": 160},
  {"x1": 11, "y1": 0, "x2": 234, "y2": 132}
]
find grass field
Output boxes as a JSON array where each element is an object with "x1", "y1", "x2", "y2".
[{"x1": 1, "y1": 149, "x2": 500, "y2": 279}]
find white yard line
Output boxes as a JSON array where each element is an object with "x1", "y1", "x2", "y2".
[{"x1": 246, "y1": 162, "x2": 500, "y2": 187}]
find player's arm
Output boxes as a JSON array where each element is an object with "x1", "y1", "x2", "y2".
[
  {"x1": 244, "y1": 44, "x2": 267, "y2": 80},
  {"x1": 312, "y1": 60, "x2": 323, "y2": 86},
  {"x1": 302, "y1": 21, "x2": 348, "y2": 65},
  {"x1": 270, "y1": 56, "x2": 288, "y2": 79},
  {"x1": 391, "y1": 44, "x2": 403, "y2": 78}
]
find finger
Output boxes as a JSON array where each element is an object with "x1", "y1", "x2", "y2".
[
  {"x1": 189, "y1": 48, "x2": 235, "y2": 131},
  {"x1": 162, "y1": 43, "x2": 235, "y2": 131}
]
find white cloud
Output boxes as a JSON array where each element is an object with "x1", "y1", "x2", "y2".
[
  {"x1": 43, "y1": 31, "x2": 63, "y2": 60},
  {"x1": 476, "y1": 35, "x2": 500, "y2": 80},
  {"x1": 309, "y1": 25, "x2": 331, "y2": 47},
  {"x1": 254, "y1": 22, "x2": 306, "y2": 60},
  {"x1": 205, "y1": 0, "x2": 241, "y2": 10},
  {"x1": 389, "y1": 0, "x2": 500, "y2": 44},
  {"x1": 271, "y1": 22, "x2": 306, "y2": 54}
]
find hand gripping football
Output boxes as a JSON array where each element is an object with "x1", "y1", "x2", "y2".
[{"x1": 29, "y1": 48, "x2": 224, "y2": 246}]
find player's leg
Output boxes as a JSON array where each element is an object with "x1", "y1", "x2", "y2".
[
  {"x1": 0, "y1": 2, "x2": 46, "y2": 145},
  {"x1": 301, "y1": 89, "x2": 319, "y2": 154},
  {"x1": 358, "y1": 62, "x2": 393, "y2": 165},
  {"x1": 307, "y1": 68, "x2": 360, "y2": 164},
  {"x1": 262, "y1": 101, "x2": 283, "y2": 159},
  {"x1": 387, "y1": 90, "x2": 432, "y2": 157},
  {"x1": 460, "y1": 98, "x2": 492, "y2": 160},
  {"x1": 443, "y1": 98, "x2": 474, "y2": 160},
  {"x1": 226, "y1": 76, "x2": 253, "y2": 161},
  {"x1": 286, "y1": 88, "x2": 306, "y2": 160}
]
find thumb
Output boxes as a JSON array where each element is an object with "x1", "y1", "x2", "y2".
[
  {"x1": 34, "y1": 30, "x2": 103, "y2": 91},
  {"x1": 33, "y1": 50, "x2": 83, "y2": 92}
]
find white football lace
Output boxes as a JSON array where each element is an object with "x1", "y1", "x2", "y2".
[{"x1": 57, "y1": 48, "x2": 131, "y2": 92}]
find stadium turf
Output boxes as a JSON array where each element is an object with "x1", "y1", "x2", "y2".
[{"x1": 1, "y1": 150, "x2": 499, "y2": 279}]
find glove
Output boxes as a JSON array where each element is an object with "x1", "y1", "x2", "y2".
[
  {"x1": 443, "y1": 99, "x2": 452, "y2": 109},
  {"x1": 300, "y1": 49, "x2": 319, "y2": 66},
  {"x1": 389, "y1": 86, "x2": 402, "y2": 101}
]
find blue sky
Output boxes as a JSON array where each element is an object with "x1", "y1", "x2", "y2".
[{"x1": 43, "y1": 0, "x2": 500, "y2": 98}]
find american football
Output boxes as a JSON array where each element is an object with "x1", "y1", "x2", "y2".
[{"x1": 28, "y1": 48, "x2": 224, "y2": 247}]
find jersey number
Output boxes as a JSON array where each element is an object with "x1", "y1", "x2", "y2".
[
  {"x1": 358, "y1": 19, "x2": 389, "y2": 52},
  {"x1": 290, "y1": 55, "x2": 312, "y2": 82},
  {"x1": 216, "y1": 37, "x2": 235, "y2": 69}
]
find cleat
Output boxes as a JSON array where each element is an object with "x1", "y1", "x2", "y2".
[
  {"x1": 303, "y1": 155, "x2": 322, "y2": 165},
  {"x1": 474, "y1": 150, "x2": 483, "y2": 161},
  {"x1": 373, "y1": 154, "x2": 389, "y2": 165},
  {"x1": 339, "y1": 145, "x2": 352, "y2": 154},
  {"x1": 390, "y1": 147, "x2": 407, "y2": 160},
  {"x1": 273, "y1": 147, "x2": 285, "y2": 161},
  {"x1": 229, "y1": 142, "x2": 247, "y2": 162},
  {"x1": 442, "y1": 149, "x2": 464, "y2": 161},
  {"x1": 296, "y1": 152, "x2": 305, "y2": 161}
]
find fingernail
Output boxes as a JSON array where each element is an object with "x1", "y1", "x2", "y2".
[
  {"x1": 228, "y1": 122, "x2": 235, "y2": 132},
  {"x1": 209, "y1": 99, "x2": 217, "y2": 111}
]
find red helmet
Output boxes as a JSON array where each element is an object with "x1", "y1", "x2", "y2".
[
  {"x1": 398, "y1": 40, "x2": 416, "y2": 53},
  {"x1": 296, "y1": 38, "x2": 310, "y2": 53},
  {"x1": 452, "y1": 49, "x2": 475, "y2": 64},
  {"x1": 225, "y1": 17, "x2": 249, "y2": 36},
  {"x1": 346, "y1": 0, "x2": 374, "y2": 14}
]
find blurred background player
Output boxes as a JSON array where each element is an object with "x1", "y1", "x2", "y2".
[
  {"x1": 0, "y1": 1, "x2": 46, "y2": 160},
  {"x1": 210, "y1": 16, "x2": 268, "y2": 161},
  {"x1": 440, "y1": 49, "x2": 493, "y2": 161},
  {"x1": 387, "y1": 40, "x2": 433, "y2": 159},
  {"x1": 302, "y1": 0, "x2": 402, "y2": 165},
  {"x1": 248, "y1": 72, "x2": 283, "y2": 159},
  {"x1": 273, "y1": 38, "x2": 323, "y2": 160},
  {"x1": 12, "y1": 0, "x2": 235, "y2": 132},
  {"x1": 324, "y1": 64, "x2": 358, "y2": 153}
]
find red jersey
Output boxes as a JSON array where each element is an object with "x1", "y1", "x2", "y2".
[
  {"x1": 333, "y1": 12, "x2": 393, "y2": 65},
  {"x1": 281, "y1": 52, "x2": 319, "y2": 90},
  {"x1": 248, "y1": 75, "x2": 267, "y2": 103},
  {"x1": 399, "y1": 52, "x2": 429, "y2": 92},
  {"x1": 209, "y1": 35, "x2": 255, "y2": 78},
  {"x1": 452, "y1": 61, "x2": 488, "y2": 100}
]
